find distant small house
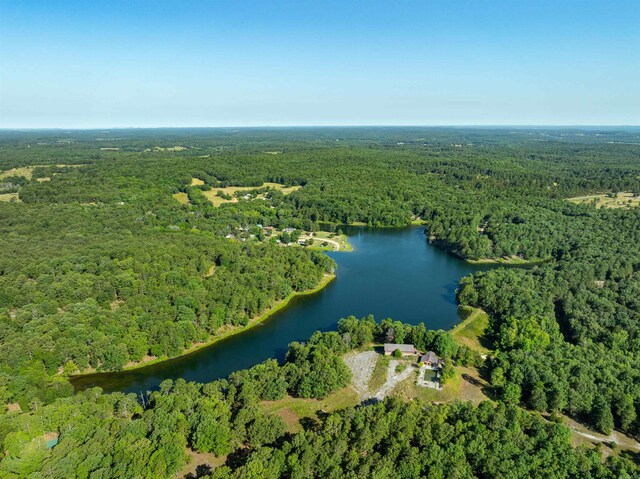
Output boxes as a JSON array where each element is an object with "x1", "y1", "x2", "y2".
[
  {"x1": 384, "y1": 343, "x2": 417, "y2": 356},
  {"x1": 420, "y1": 351, "x2": 444, "y2": 369},
  {"x1": 283, "y1": 227, "x2": 296, "y2": 233}
]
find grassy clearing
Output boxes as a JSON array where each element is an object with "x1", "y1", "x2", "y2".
[
  {"x1": 172, "y1": 192, "x2": 190, "y2": 204},
  {"x1": 394, "y1": 366, "x2": 488, "y2": 404},
  {"x1": 0, "y1": 193, "x2": 20, "y2": 202},
  {"x1": 451, "y1": 306, "x2": 492, "y2": 354},
  {"x1": 306, "y1": 231, "x2": 353, "y2": 252},
  {"x1": 202, "y1": 182, "x2": 301, "y2": 206},
  {"x1": 261, "y1": 388, "x2": 359, "y2": 433},
  {"x1": 154, "y1": 146, "x2": 188, "y2": 151},
  {"x1": 368, "y1": 354, "x2": 391, "y2": 393},
  {"x1": 262, "y1": 182, "x2": 301, "y2": 195},
  {"x1": 567, "y1": 192, "x2": 640, "y2": 209},
  {"x1": 0, "y1": 167, "x2": 37, "y2": 180},
  {"x1": 177, "y1": 448, "x2": 227, "y2": 479},
  {"x1": 190, "y1": 178, "x2": 204, "y2": 186},
  {"x1": 0, "y1": 164, "x2": 84, "y2": 181},
  {"x1": 540, "y1": 413, "x2": 640, "y2": 458}
]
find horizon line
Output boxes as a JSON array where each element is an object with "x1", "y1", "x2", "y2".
[{"x1": 1, "y1": 124, "x2": 639, "y2": 131}]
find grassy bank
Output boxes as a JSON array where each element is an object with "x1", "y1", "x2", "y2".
[
  {"x1": 70, "y1": 273, "x2": 336, "y2": 377},
  {"x1": 466, "y1": 256, "x2": 534, "y2": 265},
  {"x1": 305, "y1": 231, "x2": 353, "y2": 252},
  {"x1": 451, "y1": 306, "x2": 492, "y2": 354}
]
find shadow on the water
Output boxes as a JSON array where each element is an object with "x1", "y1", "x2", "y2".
[{"x1": 440, "y1": 280, "x2": 459, "y2": 305}]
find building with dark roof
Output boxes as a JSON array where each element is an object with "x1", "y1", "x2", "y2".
[{"x1": 383, "y1": 343, "x2": 417, "y2": 356}]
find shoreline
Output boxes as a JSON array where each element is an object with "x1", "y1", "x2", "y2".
[
  {"x1": 69, "y1": 273, "x2": 336, "y2": 378},
  {"x1": 465, "y1": 256, "x2": 550, "y2": 265},
  {"x1": 425, "y1": 232, "x2": 549, "y2": 266}
]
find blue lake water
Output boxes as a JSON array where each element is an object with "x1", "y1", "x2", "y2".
[{"x1": 71, "y1": 226, "x2": 490, "y2": 394}]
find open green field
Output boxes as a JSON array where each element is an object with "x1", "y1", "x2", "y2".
[
  {"x1": 0, "y1": 164, "x2": 84, "y2": 181},
  {"x1": 0, "y1": 166, "x2": 37, "y2": 180},
  {"x1": 368, "y1": 354, "x2": 392, "y2": 393},
  {"x1": 172, "y1": 192, "x2": 190, "y2": 204},
  {"x1": 305, "y1": 230, "x2": 352, "y2": 251},
  {"x1": 261, "y1": 388, "x2": 359, "y2": 433},
  {"x1": 393, "y1": 365, "x2": 489, "y2": 404},
  {"x1": 567, "y1": 192, "x2": 640, "y2": 209},
  {"x1": 201, "y1": 182, "x2": 301, "y2": 206},
  {"x1": 154, "y1": 145, "x2": 188, "y2": 151},
  {"x1": 0, "y1": 193, "x2": 20, "y2": 202},
  {"x1": 451, "y1": 306, "x2": 492, "y2": 354}
]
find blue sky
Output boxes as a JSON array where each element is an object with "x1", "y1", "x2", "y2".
[{"x1": 1, "y1": 0, "x2": 638, "y2": 127}]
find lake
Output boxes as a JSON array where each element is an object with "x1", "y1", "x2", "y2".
[{"x1": 71, "y1": 226, "x2": 491, "y2": 394}]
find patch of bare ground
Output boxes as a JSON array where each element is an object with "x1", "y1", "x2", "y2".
[
  {"x1": 275, "y1": 407, "x2": 300, "y2": 430},
  {"x1": 555, "y1": 415, "x2": 640, "y2": 455},
  {"x1": 177, "y1": 447, "x2": 226, "y2": 478}
]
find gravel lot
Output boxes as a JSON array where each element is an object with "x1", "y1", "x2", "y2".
[{"x1": 344, "y1": 351, "x2": 377, "y2": 398}]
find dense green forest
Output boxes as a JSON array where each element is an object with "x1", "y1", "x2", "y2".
[
  {"x1": 1, "y1": 127, "x2": 640, "y2": 476},
  {"x1": 3, "y1": 323, "x2": 639, "y2": 478}
]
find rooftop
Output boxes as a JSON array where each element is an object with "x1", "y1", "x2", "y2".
[{"x1": 384, "y1": 343, "x2": 416, "y2": 353}]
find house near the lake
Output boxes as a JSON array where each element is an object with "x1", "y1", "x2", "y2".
[
  {"x1": 420, "y1": 351, "x2": 444, "y2": 369},
  {"x1": 383, "y1": 343, "x2": 417, "y2": 356}
]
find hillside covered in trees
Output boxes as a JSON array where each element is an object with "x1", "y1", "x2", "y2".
[
  {"x1": 3, "y1": 323, "x2": 639, "y2": 478},
  {"x1": 1, "y1": 127, "x2": 640, "y2": 476}
]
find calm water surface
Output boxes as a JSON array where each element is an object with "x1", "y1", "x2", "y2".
[{"x1": 72, "y1": 226, "x2": 490, "y2": 394}]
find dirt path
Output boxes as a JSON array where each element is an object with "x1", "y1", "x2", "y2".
[
  {"x1": 373, "y1": 360, "x2": 416, "y2": 401},
  {"x1": 320, "y1": 238, "x2": 341, "y2": 251},
  {"x1": 301, "y1": 235, "x2": 341, "y2": 251},
  {"x1": 560, "y1": 415, "x2": 640, "y2": 452},
  {"x1": 344, "y1": 351, "x2": 377, "y2": 398}
]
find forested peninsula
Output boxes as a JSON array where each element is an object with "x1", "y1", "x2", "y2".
[{"x1": 1, "y1": 127, "x2": 640, "y2": 478}]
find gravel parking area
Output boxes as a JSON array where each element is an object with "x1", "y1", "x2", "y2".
[{"x1": 344, "y1": 351, "x2": 378, "y2": 398}]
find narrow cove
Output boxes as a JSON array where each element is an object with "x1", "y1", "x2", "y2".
[{"x1": 71, "y1": 226, "x2": 494, "y2": 394}]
